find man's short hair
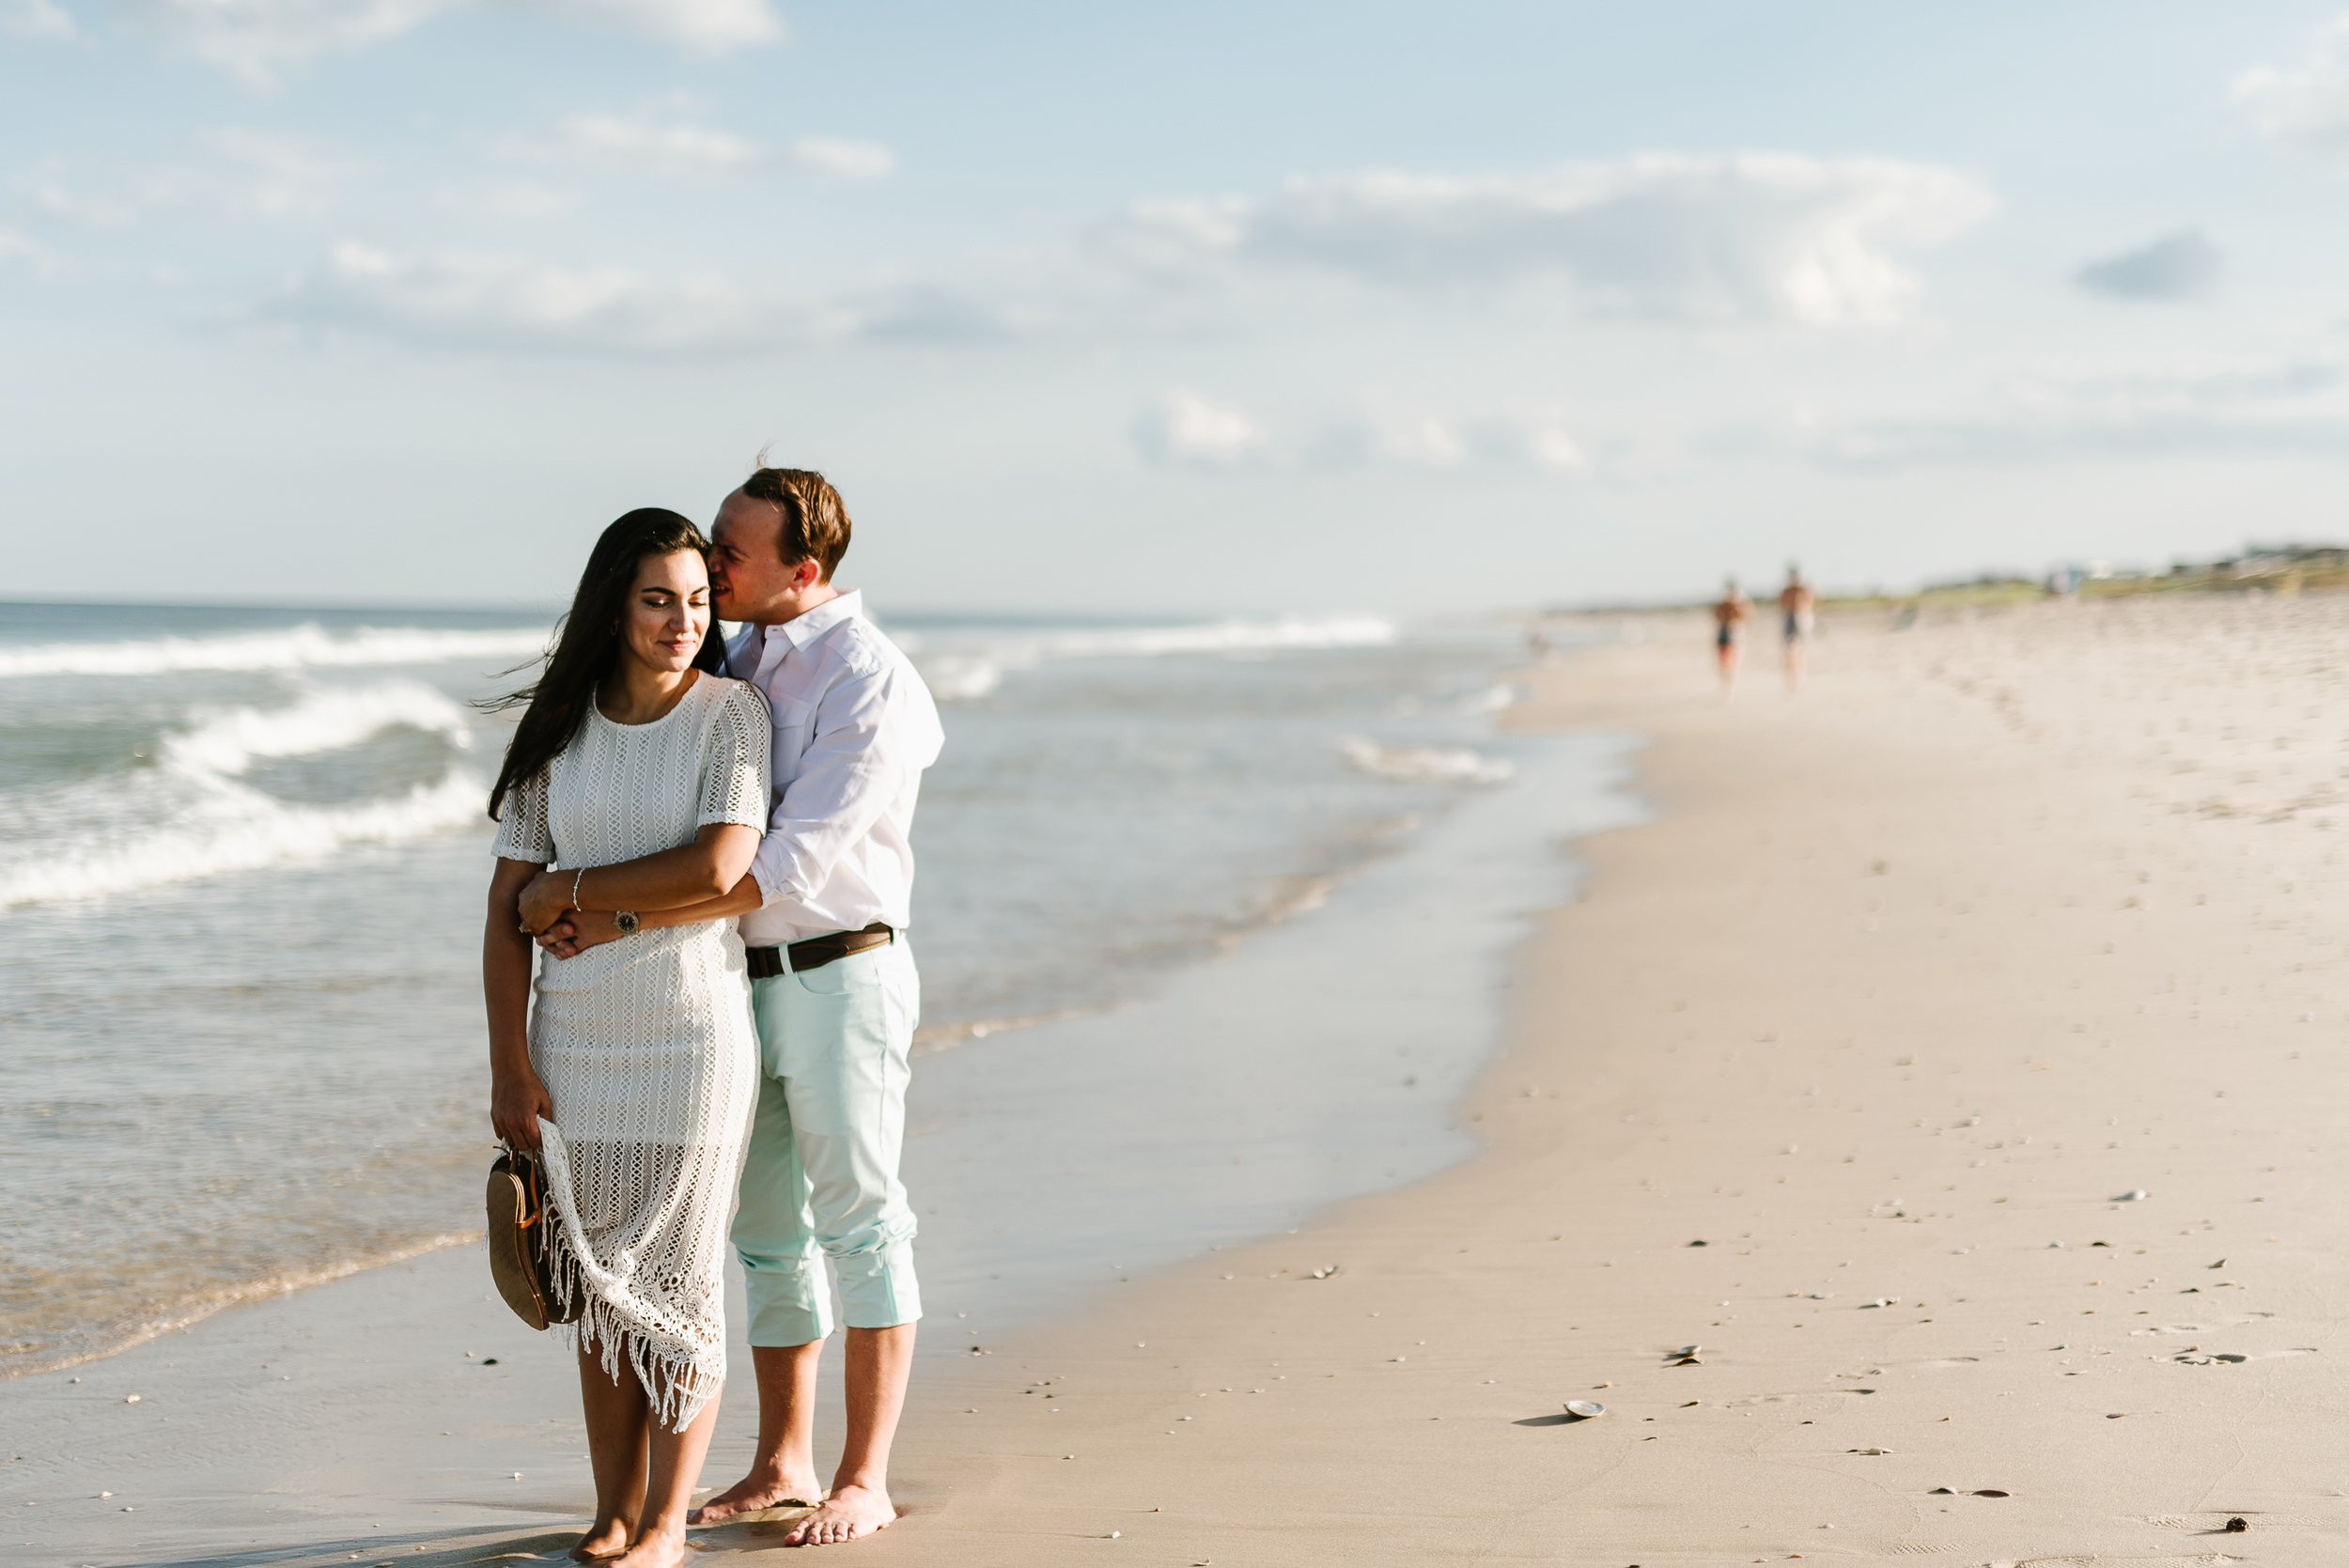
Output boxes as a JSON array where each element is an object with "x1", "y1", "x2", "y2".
[{"x1": 740, "y1": 465, "x2": 852, "y2": 581}]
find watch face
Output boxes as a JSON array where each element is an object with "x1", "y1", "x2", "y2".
[{"x1": 615, "y1": 911, "x2": 640, "y2": 935}]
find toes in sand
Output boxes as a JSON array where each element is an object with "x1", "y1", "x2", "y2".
[{"x1": 779, "y1": 1483, "x2": 896, "y2": 1546}]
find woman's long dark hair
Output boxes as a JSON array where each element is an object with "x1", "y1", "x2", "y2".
[{"x1": 485, "y1": 507, "x2": 718, "y2": 822}]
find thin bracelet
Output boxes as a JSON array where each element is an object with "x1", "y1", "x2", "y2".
[{"x1": 571, "y1": 866, "x2": 585, "y2": 909}]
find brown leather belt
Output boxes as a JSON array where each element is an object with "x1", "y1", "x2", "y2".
[{"x1": 746, "y1": 922, "x2": 894, "y2": 980}]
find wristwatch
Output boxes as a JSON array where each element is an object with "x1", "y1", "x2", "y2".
[{"x1": 614, "y1": 910, "x2": 641, "y2": 936}]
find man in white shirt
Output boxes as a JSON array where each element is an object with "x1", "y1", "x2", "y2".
[{"x1": 541, "y1": 466, "x2": 941, "y2": 1546}]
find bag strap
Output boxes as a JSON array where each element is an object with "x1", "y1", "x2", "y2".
[{"x1": 503, "y1": 1142, "x2": 546, "y2": 1231}]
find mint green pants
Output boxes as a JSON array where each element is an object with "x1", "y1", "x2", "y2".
[{"x1": 732, "y1": 939, "x2": 923, "y2": 1346}]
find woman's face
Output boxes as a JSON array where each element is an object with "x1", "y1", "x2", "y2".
[{"x1": 620, "y1": 550, "x2": 712, "y2": 675}]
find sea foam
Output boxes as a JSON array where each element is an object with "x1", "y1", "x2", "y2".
[
  {"x1": 1340, "y1": 737, "x2": 1515, "y2": 785},
  {"x1": 0, "y1": 678, "x2": 488, "y2": 908},
  {"x1": 898, "y1": 613, "x2": 1397, "y2": 704},
  {"x1": 0, "y1": 623, "x2": 549, "y2": 678},
  {"x1": 160, "y1": 681, "x2": 474, "y2": 775},
  {"x1": 0, "y1": 768, "x2": 485, "y2": 908}
]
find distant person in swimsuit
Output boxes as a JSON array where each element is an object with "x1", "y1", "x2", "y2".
[
  {"x1": 1778, "y1": 565, "x2": 1817, "y2": 692},
  {"x1": 1710, "y1": 579, "x2": 1750, "y2": 698}
]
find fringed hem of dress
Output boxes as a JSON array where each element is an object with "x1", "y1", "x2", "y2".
[{"x1": 536, "y1": 1121, "x2": 728, "y2": 1433}]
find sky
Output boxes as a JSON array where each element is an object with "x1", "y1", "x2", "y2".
[{"x1": 8, "y1": 1, "x2": 2349, "y2": 613}]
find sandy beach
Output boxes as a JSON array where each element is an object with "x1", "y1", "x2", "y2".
[{"x1": 14, "y1": 592, "x2": 2349, "y2": 1566}]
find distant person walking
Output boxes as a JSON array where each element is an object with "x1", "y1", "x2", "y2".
[
  {"x1": 1778, "y1": 566, "x2": 1817, "y2": 692},
  {"x1": 1711, "y1": 579, "x2": 1750, "y2": 698}
]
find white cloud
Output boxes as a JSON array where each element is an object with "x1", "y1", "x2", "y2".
[
  {"x1": 437, "y1": 179, "x2": 583, "y2": 217},
  {"x1": 848, "y1": 284, "x2": 1027, "y2": 341},
  {"x1": 25, "y1": 129, "x2": 359, "y2": 225},
  {"x1": 1464, "y1": 405, "x2": 1588, "y2": 473},
  {"x1": 2, "y1": 0, "x2": 76, "y2": 39},
  {"x1": 103, "y1": 0, "x2": 781, "y2": 85},
  {"x1": 2234, "y1": 16, "x2": 2349, "y2": 161},
  {"x1": 264, "y1": 242, "x2": 824, "y2": 353},
  {"x1": 1316, "y1": 404, "x2": 1594, "y2": 473},
  {"x1": 1132, "y1": 391, "x2": 1270, "y2": 470},
  {"x1": 106, "y1": 0, "x2": 459, "y2": 87},
  {"x1": 1370, "y1": 411, "x2": 1468, "y2": 468},
  {"x1": 0, "y1": 226, "x2": 59, "y2": 270},
  {"x1": 261, "y1": 242, "x2": 1019, "y2": 354},
  {"x1": 2075, "y1": 230, "x2": 2222, "y2": 302},
  {"x1": 1136, "y1": 393, "x2": 1594, "y2": 476},
  {"x1": 1516, "y1": 408, "x2": 1590, "y2": 473},
  {"x1": 517, "y1": 0, "x2": 781, "y2": 53},
  {"x1": 502, "y1": 107, "x2": 891, "y2": 181},
  {"x1": 1792, "y1": 357, "x2": 2349, "y2": 470},
  {"x1": 2007, "y1": 359, "x2": 2343, "y2": 424},
  {"x1": 1103, "y1": 153, "x2": 1994, "y2": 326},
  {"x1": 783, "y1": 135, "x2": 894, "y2": 181}
]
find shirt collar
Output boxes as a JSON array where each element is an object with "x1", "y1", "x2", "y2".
[
  {"x1": 767, "y1": 589, "x2": 863, "y2": 650},
  {"x1": 723, "y1": 620, "x2": 758, "y2": 673}
]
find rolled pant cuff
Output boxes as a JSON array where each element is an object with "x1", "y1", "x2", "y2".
[
  {"x1": 738, "y1": 1241, "x2": 920, "y2": 1345},
  {"x1": 743, "y1": 1275, "x2": 832, "y2": 1348},
  {"x1": 838, "y1": 1240, "x2": 922, "y2": 1330}
]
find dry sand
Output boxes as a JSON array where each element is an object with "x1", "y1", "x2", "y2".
[
  {"x1": 12, "y1": 592, "x2": 2349, "y2": 1567},
  {"x1": 863, "y1": 594, "x2": 2349, "y2": 1565}
]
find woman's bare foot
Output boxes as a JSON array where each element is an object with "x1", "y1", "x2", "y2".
[
  {"x1": 569, "y1": 1519, "x2": 631, "y2": 1561},
  {"x1": 778, "y1": 1483, "x2": 895, "y2": 1546},
  {"x1": 603, "y1": 1526, "x2": 689, "y2": 1568},
  {"x1": 686, "y1": 1469, "x2": 824, "y2": 1527}
]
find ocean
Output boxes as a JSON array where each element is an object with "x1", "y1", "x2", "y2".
[{"x1": 0, "y1": 598, "x2": 1639, "y2": 1376}]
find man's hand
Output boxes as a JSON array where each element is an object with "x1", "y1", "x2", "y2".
[
  {"x1": 517, "y1": 870, "x2": 570, "y2": 934},
  {"x1": 539, "y1": 909, "x2": 625, "y2": 959}
]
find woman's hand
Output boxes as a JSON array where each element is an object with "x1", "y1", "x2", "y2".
[
  {"x1": 517, "y1": 869, "x2": 571, "y2": 934},
  {"x1": 539, "y1": 909, "x2": 622, "y2": 959},
  {"x1": 491, "y1": 1070, "x2": 554, "y2": 1150}
]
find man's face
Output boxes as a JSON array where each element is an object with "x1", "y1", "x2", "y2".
[{"x1": 709, "y1": 489, "x2": 809, "y2": 623}]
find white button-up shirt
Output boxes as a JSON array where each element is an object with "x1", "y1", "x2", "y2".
[{"x1": 723, "y1": 591, "x2": 944, "y2": 946}]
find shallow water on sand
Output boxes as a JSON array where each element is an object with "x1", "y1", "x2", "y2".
[{"x1": 0, "y1": 600, "x2": 1565, "y2": 1375}]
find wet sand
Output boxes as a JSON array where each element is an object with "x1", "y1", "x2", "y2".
[{"x1": 14, "y1": 593, "x2": 2349, "y2": 1565}]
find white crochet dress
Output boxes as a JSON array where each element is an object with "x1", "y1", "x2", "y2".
[{"x1": 490, "y1": 673, "x2": 772, "y2": 1429}]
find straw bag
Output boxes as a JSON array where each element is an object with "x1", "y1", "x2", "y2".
[{"x1": 487, "y1": 1147, "x2": 582, "y2": 1330}]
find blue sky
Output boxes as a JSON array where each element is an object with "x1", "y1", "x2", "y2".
[{"x1": 8, "y1": 1, "x2": 2349, "y2": 612}]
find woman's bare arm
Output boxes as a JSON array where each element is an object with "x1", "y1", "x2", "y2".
[
  {"x1": 485, "y1": 856, "x2": 553, "y2": 1150},
  {"x1": 516, "y1": 823, "x2": 763, "y2": 934},
  {"x1": 540, "y1": 872, "x2": 764, "y2": 958}
]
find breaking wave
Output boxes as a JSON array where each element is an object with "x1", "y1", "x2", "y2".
[
  {"x1": 1339, "y1": 737, "x2": 1514, "y2": 785},
  {"x1": 0, "y1": 769, "x2": 485, "y2": 908},
  {"x1": 0, "y1": 678, "x2": 488, "y2": 908},
  {"x1": 897, "y1": 613, "x2": 1398, "y2": 704},
  {"x1": 160, "y1": 681, "x2": 474, "y2": 775},
  {"x1": 0, "y1": 624, "x2": 549, "y2": 678}
]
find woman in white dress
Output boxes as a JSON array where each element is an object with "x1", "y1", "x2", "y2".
[{"x1": 481, "y1": 507, "x2": 773, "y2": 1568}]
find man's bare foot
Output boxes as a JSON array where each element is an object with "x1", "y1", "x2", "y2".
[
  {"x1": 569, "y1": 1519, "x2": 631, "y2": 1561},
  {"x1": 687, "y1": 1470, "x2": 824, "y2": 1527},
  {"x1": 779, "y1": 1483, "x2": 895, "y2": 1546}
]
